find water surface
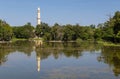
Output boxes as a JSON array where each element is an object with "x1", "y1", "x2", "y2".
[{"x1": 0, "y1": 41, "x2": 120, "y2": 79}]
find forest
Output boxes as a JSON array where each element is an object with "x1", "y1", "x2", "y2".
[{"x1": 0, "y1": 11, "x2": 120, "y2": 43}]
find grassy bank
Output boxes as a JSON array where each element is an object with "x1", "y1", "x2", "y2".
[
  {"x1": 11, "y1": 37, "x2": 44, "y2": 42},
  {"x1": 97, "y1": 41, "x2": 120, "y2": 47},
  {"x1": 8, "y1": 38, "x2": 120, "y2": 47},
  {"x1": 11, "y1": 38, "x2": 28, "y2": 42}
]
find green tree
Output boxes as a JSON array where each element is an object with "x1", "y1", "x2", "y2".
[
  {"x1": 13, "y1": 22, "x2": 35, "y2": 39},
  {"x1": 63, "y1": 24, "x2": 75, "y2": 41},
  {"x1": 35, "y1": 22, "x2": 50, "y2": 38},
  {"x1": 94, "y1": 28, "x2": 102, "y2": 40},
  {"x1": 51, "y1": 23, "x2": 63, "y2": 40},
  {"x1": 0, "y1": 19, "x2": 13, "y2": 41},
  {"x1": 116, "y1": 31, "x2": 120, "y2": 38},
  {"x1": 102, "y1": 11, "x2": 120, "y2": 42},
  {"x1": 113, "y1": 11, "x2": 120, "y2": 35}
]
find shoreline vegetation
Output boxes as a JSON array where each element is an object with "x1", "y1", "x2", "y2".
[
  {"x1": 0, "y1": 11, "x2": 120, "y2": 47},
  {"x1": 0, "y1": 38, "x2": 120, "y2": 47},
  {"x1": 97, "y1": 41, "x2": 120, "y2": 47}
]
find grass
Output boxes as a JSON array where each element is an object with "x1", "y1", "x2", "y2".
[
  {"x1": 30, "y1": 37, "x2": 43, "y2": 41},
  {"x1": 11, "y1": 38, "x2": 120, "y2": 47},
  {"x1": 32, "y1": 37, "x2": 43, "y2": 40},
  {"x1": 97, "y1": 41, "x2": 120, "y2": 46},
  {"x1": 11, "y1": 37, "x2": 44, "y2": 43},
  {"x1": 11, "y1": 38, "x2": 28, "y2": 42}
]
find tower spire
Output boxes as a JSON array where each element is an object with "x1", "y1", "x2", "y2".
[{"x1": 37, "y1": 7, "x2": 41, "y2": 25}]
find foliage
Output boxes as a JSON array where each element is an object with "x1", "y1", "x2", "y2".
[
  {"x1": 13, "y1": 22, "x2": 35, "y2": 39},
  {"x1": 0, "y1": 19, "x2": 13, "y2": 41},
  {"x1": 51, "y1": 23, "x2": 63, "y2": 40},
  {"x1": 76, "y1": 38, "x2": 82, "y2": 43},
  {"x1": 94, "y1": 11, "x2": 120, "y2": 43},
  {"x1": 0, "y1": 11, "x2": 120, "y2": 43},
  {"x1": 35, "y1": 11, "x2": 120, "y2": 42},
  {"x1": 94, "y1": 28, "x2": 102, "y2": 40},
  {"x1": 35, "y1": 22, "x2": 50, "y2": 38}
]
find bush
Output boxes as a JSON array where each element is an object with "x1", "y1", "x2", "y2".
[{"x1": 76, "y1": 38, "x2": 82, "y2": 43}]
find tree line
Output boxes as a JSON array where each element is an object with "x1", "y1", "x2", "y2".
[{"x1": 0, "y1": 11, "x2": 120, "y2": 43}]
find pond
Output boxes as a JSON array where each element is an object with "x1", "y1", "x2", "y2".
[{"x1": 0, "y1": 41, "x2": 120, "y2": 79}]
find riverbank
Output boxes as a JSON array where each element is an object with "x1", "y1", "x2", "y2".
[
  {"x1": 1, "y1": 38, "x2": 120, "y2": 47},
  {"x1": 0, "y1": 38, "x2": 43, "y2": 43},
  {"x1": 48, "y1": 41, "x2": 76, "y2": 43},
  {"x1": 0, "y1": 41, "x2": 12, "y2": 43},
  {"x1": 97, "y1": 41, "x2": 120, "y2": 47}
]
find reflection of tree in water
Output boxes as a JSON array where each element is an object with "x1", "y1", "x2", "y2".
[
  {"x1": 98, "y1": 46, "x2": 120, "y2": 76},
  {"x1": 62, "y1": 49, "x2": 82, "y2": 59},
  {"x1": 0, "y1": 41, "x2": 34, "y2": 65},
  {"x1": 0, "y1": 52, "x2": 7, "y2": 65},
  {"x1": 0, "y1": 43, "x2": 15, "y2": 65},
  {"x1": 36, "y1": 42, "x2": 101, "y2": 59},
  {"x1": 0, "y1": 41, "x2": 101, "y2": 66},
  {"x1": 35, "y1": 48, "x2": 82, "y2": 60},
  {"x1": 12, "y1": 40, "x2": 34, "y2": 56},
  {"x1": 35, "y1": 48, "x2": 51, "y2": 60}
]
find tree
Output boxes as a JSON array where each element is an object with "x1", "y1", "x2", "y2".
[
  {"x1": 116, "y1": 31, "x2": 120, "y2": 38},
  {"x1": 102, "y1": 11, "x2": 120, "y2": 42},
  {"x1": 13, "y1": 22, "x2": 35, "y2": 39},
  {"x1": 35, "y1": 22, "x2": 50, "y2": 38},
  {"x1": 51, "y1": 23, "x2": 63, "y2": 40},
  {"x1": 94, "y1": 28, "x2": 102, "y2": 40},
  {"x1": 63, "y1": 24, "x2": 75, "y2": 41},
  {"x1": 113, "y1": 11, "x2": 120, "y2": 35},
  {"x1": 0, "y1": 19, "x2": 13, "y2": 41}
]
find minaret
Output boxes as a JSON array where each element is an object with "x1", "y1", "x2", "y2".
[{"x1": 37, "y1": 7, "x2": 41, "y2": 25}]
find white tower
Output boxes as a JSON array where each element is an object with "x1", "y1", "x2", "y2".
[{"x1": 37, "y1": 7, "x2": 41, "y2": 25}]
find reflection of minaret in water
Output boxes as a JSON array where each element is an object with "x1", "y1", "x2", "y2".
[{"x1": 36, "y1": 53, "x2": 41, "y2": 72}]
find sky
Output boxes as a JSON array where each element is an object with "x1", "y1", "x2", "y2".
[{"x1": 0, "y1": 0, "x2": 120, "y2": 26}]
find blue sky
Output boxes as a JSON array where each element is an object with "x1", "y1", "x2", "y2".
[{"x1": 0, "y1": 0, "x2": 120, "y2": 26}]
